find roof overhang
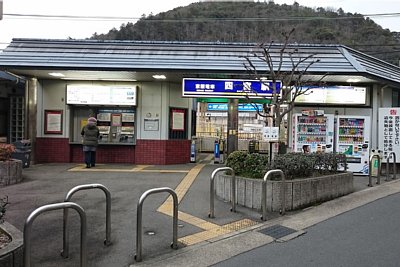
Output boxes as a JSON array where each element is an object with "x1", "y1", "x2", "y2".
[{"x1": 0, "y1": 39, "x2": 399, "y2": 86}]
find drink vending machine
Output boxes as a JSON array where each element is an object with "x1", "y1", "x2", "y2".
[
  {"x1": 336, "y1": 115, "x2": 370, "y2": 175},
  {"x1": 292, "y1": 113, "x2": 335, "y2": 153}
]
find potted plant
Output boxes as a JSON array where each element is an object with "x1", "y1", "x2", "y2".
[
  {"x1": 0, "y1": 144, "x2": 15, "y2": 161},
  {"x1": 0, "y1": 144, "x2": 23, "y2": 186}
]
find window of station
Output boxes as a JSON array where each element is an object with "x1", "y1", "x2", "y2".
[
  {"x1": 66, "y1": 84, "x2": 137, "y2": 145},
  {"x1": 70, "y1": 107, "x2": 136, "y2": 145}
]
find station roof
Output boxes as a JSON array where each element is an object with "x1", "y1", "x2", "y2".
[{"x1": 0, "y1": 38, "x2": 399, "y2": 86}]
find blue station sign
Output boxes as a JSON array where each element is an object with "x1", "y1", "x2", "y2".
[
  {"x1": 207, "y1": 103, "x2": 263, "y2": 112},
  {"x1": 182, "y1": 78, "x2": 281, "y2": 98}
]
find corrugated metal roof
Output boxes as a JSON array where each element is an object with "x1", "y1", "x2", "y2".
[{"x1": 0, "y1": 38, "x2": 399, "y2": 84}]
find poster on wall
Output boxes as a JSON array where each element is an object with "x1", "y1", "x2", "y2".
[
  {"x1": 44, "y1": 110, "x2": 63, "y2": 134},
  {"x1": 379, "y1": 108, "x2": 400, "y2": 162},
  {"x1": 144, "y1": 119, "x2": 159, "y2": 131},
  {"x1": 172, "y1": 110, "x2": 185, "y2": 131},
  {"x1": 111, "y1": 114, "x2": 122, "y2": 126},
  {"x1": 122, "y1": 113, "x2": 135, "y2": 122},
  {"x1": 97, "y1": 113, "x2": 111, "y2": 122}
]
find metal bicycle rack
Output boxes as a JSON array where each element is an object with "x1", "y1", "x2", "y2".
[
  {"x1": 386, "y1": 152, "x2": 397, "y2": 181},
  {"x1": 24, "y1": 202, "x2": 87, "y2": 267},
  {"x1": 369, "y1": 154, "x2": 382, "y2": 186},
  {"x1": 135, "y1": 187, "x2": 178, "y2": 262},
  {"x1": 262, "y1": 169, "x2": 286, "y2": 221},
  {"x1": 209, "y1": 167, "x2": 236, "y2": 218},
  {"x1": 61, "y1": 183, "x2": 112, "y2": 258}
]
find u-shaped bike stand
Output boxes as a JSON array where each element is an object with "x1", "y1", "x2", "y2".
[
  {"x1": 386, "y1": 152, "x2": 397, "y2": 181},
  {"x1": 61, "y1": 184, "x2": 112, "y2": 258},
  {"x1": 24, "y1": 202, "x2": 87, "y2": 267},
  {"x1": 262, "y1": 169, "x2": 286, "y2": 221},
  {"x1": 135, "y1": 187, "x2": 178, "y2": 262},
  {"x1": 209, "y1": 167, "x2": 236, "y2": 218}
]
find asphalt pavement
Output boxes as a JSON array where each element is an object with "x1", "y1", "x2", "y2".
[
  {"x1": 213, "y1": 192, "x2": 400, "y2": 267},
  {"x1": 0, "y1": 156, "x2": 398, "y2": 267}
]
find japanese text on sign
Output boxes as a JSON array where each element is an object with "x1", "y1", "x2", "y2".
[
  {"x1": 379, "y1": 108, "x2": 400, "y2": 161},
  {"x1": 182, "y1": 78, "x2": 282, "y2": 98}
]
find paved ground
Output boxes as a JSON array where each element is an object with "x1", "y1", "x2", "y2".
[{"x1": 0, "y1": 155, "x2": 396, "y2": 267}]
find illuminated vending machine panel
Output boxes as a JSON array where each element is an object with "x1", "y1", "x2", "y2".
[
  {"x1": 292, "y1": 113, "x2": 334, "y2": 153},
  {"x1": 336, "y1": 115, "x2": 370, "y2": 175}
]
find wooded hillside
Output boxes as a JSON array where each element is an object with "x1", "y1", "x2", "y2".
[{"x1": 91, "y1": 1, "x2": 400, "y2": 65}]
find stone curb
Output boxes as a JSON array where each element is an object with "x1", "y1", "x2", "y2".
[{"x1": 0, "y1": 221, "x2": 23, "y2": 267}]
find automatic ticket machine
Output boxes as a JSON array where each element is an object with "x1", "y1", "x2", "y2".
[
  {"x1": 120, "y1": 126, "x2": 135, "y2": 143},
  {"x1": 98, "y1": 126, "x2": 111, "y2": 143}
]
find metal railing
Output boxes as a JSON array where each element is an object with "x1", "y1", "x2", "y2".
[
  {"x1": 262, "y1": 169, "x2": 286, "y2": 221},
  {"x1": 386, "y1": 152, "x2": 397, "y2": 181},
  {"x1": 135, "y1": 187, "x2": 178, "y2": 262},
  {"x1": 369, "y1": 154, "x2": 381, "y2": 186},
  {"x1": 209, "y1": 167, "x2": 236, "y2": 218},
  {"x1": 24, "y1": 202, "x2": 87, "y2": 267},
  {"x1": 61, "y1": 184, "x2": 112, "y2": 258}
]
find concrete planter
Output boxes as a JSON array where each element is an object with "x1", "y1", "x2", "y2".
[
  {"x1": 215, "y1": 172, "x2": 353, "y2": 212},
  {"x1": 0, "y1": 222, "x2": 23, "y2": 267},
  {"x1": 0, "y1": 160, "x2": 23, "y2": 186}
]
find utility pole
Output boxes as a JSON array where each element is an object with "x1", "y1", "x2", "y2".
[
  {"x1": 227, "y1": 98, "x2": 238, "y2": 155},
  {"x1": 0, "y1": 0, "x2": 3, "y2": 20}
]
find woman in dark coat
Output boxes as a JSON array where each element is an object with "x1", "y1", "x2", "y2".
[{"x1": 81, "y1": 117, "x2": 100, "y2": 168}]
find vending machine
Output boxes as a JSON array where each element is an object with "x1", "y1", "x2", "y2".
[
  {"x1": 292, "y1": 113, "x2": 335, "y2": 153},
  {"x1": 336, "y1": 115, "x2": 371, "y2": 175}
]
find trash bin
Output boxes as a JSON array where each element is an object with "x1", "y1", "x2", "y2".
[
  {"x1": 248, "y1": 140, "x2": 259, "y2": 154},
  {"x1": 12, "y1": 140, "x2": 31, "y2": 168}
]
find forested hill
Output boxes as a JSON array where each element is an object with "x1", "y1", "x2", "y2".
[{"x1": 90, "y1": 1, "x2": 400, "y2": 65}]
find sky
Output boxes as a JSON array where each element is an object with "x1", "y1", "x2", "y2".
[{"x1": 0, "y1": 0, "x2": 399, "y2": 50}]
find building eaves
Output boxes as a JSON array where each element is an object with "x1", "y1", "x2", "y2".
[{"x1": 0, "y1": 39, "x2": 399, "y2": 85}]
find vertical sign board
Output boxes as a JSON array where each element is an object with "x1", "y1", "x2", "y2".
[{"x1": 379, "y1": 108, "x2": 400, "y2": 162}]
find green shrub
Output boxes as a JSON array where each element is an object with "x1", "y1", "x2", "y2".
[
  {"x1": 226, "y1": 151, "x2": 248, "y2": 174},
  {"x1": 271, "y1": 152, "x2": 346, "y2": 180},
  {"x1": 227, "y1": 151, "x2": 345, "y2": 180},
  {"x1": 226, "y1": 151, "x2": 268, "y2": 178},
  {"x1": 313, "y1": 153, "x2": 347, "y2": 174},
  {"x1": 244, "y1": 153, "x2": 269, "y2": 178},
  {"x1": 271, "y1": 153, "x2": 314, "y2": 179}
]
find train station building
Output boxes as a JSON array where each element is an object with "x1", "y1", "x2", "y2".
[{"x1": 0, "y1": 39, "x2": 399, "y2": 165}]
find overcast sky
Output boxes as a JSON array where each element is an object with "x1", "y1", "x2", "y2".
[{"x1": 0, "y1": 0, "x2": 399, "y2": 50}]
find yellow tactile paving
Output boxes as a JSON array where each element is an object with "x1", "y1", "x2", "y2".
[
  {"x1": 153, "y1": 162, "x2": 259, "y2": 247},
  {"x1": 178, "y1": 219, "x2": 258, "y2": 246},
  {"x1": 158, "y1": 164, "x2": 205, "y2": 206}
]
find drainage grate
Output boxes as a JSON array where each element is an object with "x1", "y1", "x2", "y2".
[{"x1": 258, "y1": 225, "x2": 297, "y2": 239}]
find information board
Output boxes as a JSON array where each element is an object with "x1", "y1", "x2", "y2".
[
  {"x1": 379, "y1": 108, "x2": 400, "y2": 162},
  {"x1": 295, "y1": 86, "x2": 367, "y2": 105},
  {"x1": 67, "y1": 85, "x2": 137, "y2": 106},
  {"x1": 182, "y1": 78, "x2": 281, "y2": 98}
]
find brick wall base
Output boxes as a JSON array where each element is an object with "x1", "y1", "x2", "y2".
[
  {"x1": 135, "y1": 139, "x2": 190, "y2": 165},
  {"x1": 35, "y1": 138, "x2": 190, "y2": 164}
]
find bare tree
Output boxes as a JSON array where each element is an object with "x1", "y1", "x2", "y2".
[{"x1": 241, "y1": 28, "x2": 324, "y2": 131}]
